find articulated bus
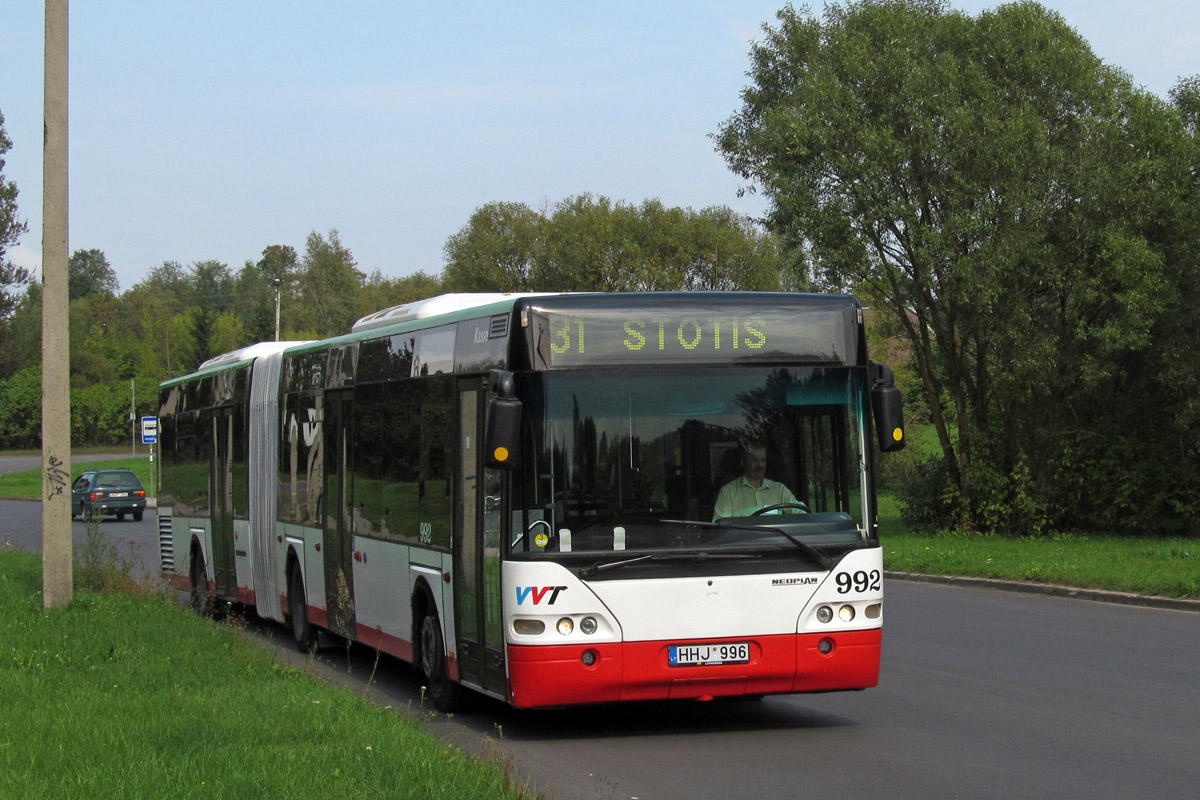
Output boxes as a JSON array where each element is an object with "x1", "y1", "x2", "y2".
[{"x1": 158, "y1": 292, "x2": 905, "y2": 709}]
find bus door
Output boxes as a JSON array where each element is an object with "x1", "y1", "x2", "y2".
[
  {"x1": 211, "y1": 407, "x2": 237, "y2": 599},
  {"x1": 322, "y1": 390, "x2": 356, "y2": 638},
  {"x1": 455, "y1": 381, "x2": 507, "y2": 696}
]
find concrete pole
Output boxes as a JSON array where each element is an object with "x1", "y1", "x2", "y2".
[{"x1": 41, "y1": 0, "x2": 71, "y2": 608}]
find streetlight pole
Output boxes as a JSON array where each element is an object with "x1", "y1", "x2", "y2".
[{"x1": 272, "y1": 277, "x2": 282, "y2": 341}]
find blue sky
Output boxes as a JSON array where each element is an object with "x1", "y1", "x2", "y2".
[{"x1": 1, "y1": 1, "x2": 1197, "y2": 292}]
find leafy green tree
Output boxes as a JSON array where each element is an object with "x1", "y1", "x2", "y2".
[
  {"x1": 68, "y1": 248, "x2": 119, "y2": 300},
  {"x1": 360, "y1": 269, "x2": 442, "y2": 316},
  {"x1": 257, "y1": 243, "x2": 299, "y2": 284},
  {"x1": 717, "y1": 0, "x2": 1198, "y2": 533},
  {"x1": 294, "y1": 229, "x2": 364, "y2": 338},
  {"x1": 210, "y1": 310, "x2": 247, "y2": 355},
  {"x1": 0, "y1": 281, "x2": 39, "y2": 379},
  {"x1": 248, "y1": 243, "x2": 303, "y2": 340},
  {"x1": 442, "y1": 202, "x2": 542, "y2": 291},
  {"x1": 0, "y1": 365, "x2": 41, "y2": 449},
  {"x1": 443, "y1": 195, "x2": 787, "y2": 292},
  {"x1": 232, "y1": 260, "x2": 275, "y2": 344},
  {"x1": 187, "y1": 259, "x2": 235, "y2": 364},
  {"x1": 0, "y1": 109, "x2": 30, "y2": 320},
  {"x1": 122, "y1": 287, "x2": 189, "y2": 379}
]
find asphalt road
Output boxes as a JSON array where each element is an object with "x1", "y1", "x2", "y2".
[
  {"x1": 4, "y1": 492, "x2": 1198, "y2": 799},
  {"x1": 283, "y1": 577, "x2": 1200, "y2": 800},
  {"x1": 0, "y1": 497, "x2": 160, "y2": 576}
]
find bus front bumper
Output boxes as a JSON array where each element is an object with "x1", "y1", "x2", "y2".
[{"x1": 506, "y1": 628, "x2": 881, "y2": 709}]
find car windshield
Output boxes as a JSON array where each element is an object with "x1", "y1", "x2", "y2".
[
  {"x1": 508, "y1": 367, "x2": 872, "y2": 558},
  {"x1": 95, "y1": 471, "x2": 141, "y2": 489}
]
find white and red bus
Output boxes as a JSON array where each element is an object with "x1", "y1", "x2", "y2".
[{"x1": 158, "y1": 292, "x2": 905, "y2": 709}]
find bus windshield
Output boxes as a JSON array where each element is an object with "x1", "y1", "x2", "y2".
[{"x1": 511, "y1": 367, "x2": 872, "y2": 559}]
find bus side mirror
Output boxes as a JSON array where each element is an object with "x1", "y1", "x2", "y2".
[
  {"x1": 870, "y1": 363, "x2": 905, "y2": 453},
  {"x1": 485, "y1": 370, "x2": 521, "y2": 470}
]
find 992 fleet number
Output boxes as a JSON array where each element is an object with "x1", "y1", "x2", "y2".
[{"x1": 835, "y1": 570, "x2": 882, "y2": 594}]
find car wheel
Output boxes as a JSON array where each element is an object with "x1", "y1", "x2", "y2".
[{"x1": 133, "y1": 510, "x2": 143, "y2": 522}]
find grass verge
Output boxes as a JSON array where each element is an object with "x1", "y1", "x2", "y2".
[
  {"x1": 0, "y1": 548, "x2": 532, "y2": 800},
  {"x1": 878, "y1": 494, "x2": 1199, "y2": 599},
  {"x1": 0, "y1": 457, "x2": 153, "y2": 501}
]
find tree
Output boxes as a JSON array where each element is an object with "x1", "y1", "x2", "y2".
[
  {"x1": 188, "y1": 259, "x2": 235, "y2": 364},
  {"x1": 243, "y1": 244, "x2": 302, "y2": 341},
  {"x1": 0, "y1": 365, "x2": 41, "y2": 449},
  {"x1": 294, "y1": 229, "x2": 364, "y2": 338},
  {"x1": 0, "y1": 281, "x2": 40, "y2": 379},
  {"x1": 442, "y1": 202, "x2": 541, "y2": 291},
  {"x1": 1, "y1": 109, "x2": 31, "y2": 320},
  {"x1": 126, "y1": 263, "x2": 196, "y2": 378},
  {"x1": 360, "y1": 269, "x2": 442, "y2": 314},
  {"x1": 718, "y1": 0, "x2": 1198, "y2": 533},
  {"x1": 68, "y1": 248, "x2": 119, "y2": 300},
  {"x1": 442, "y1": 195, "x2": 787, "y2": 292}
]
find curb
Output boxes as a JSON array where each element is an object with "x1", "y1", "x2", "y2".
[{"x1": 886, "y1": 570, "x2": 1200, "y2": 613}]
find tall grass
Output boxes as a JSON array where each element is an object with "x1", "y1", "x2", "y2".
[{"x1": 0, "y1": 550, "x2": 533, "y2": 800}]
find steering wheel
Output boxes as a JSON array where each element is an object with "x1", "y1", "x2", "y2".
[{"x1": 751, "y1": 502, "x2": 809, "y2": 516}]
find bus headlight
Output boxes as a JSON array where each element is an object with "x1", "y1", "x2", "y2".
[
  {"x1": 838, "y1": 605, "x2": 856, "y2": 623},
  {"x1": 556, "y1": 617, "x2": 574, "y2": 636},
  {"x1": 580, "y1": 616, "x2": 598, "y2": 635},
  {"x1": 816, "y1": 606, "x2": 833, "y2": 624}
]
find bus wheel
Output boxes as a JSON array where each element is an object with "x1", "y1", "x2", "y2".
[
  {"x1": 289, "y1": 567, "x2": 318, "y2": 653},
  {"x1": 418, "y1": 608, "x2": 461, "y2": 712},
  {"x1": 190, "y1": 550, "x2": 212, "y2": 617}
]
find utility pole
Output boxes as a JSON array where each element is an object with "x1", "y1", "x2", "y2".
[{"x1": 42, "y1": 0, "x2": 71, "y2": 608}]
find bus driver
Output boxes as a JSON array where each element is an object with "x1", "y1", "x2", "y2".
[{"x1": 712, "y1": 440, "x2": 801, "y2": 520}]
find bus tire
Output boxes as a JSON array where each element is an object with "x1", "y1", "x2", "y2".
[
  {"x1": 190, "y1": 549, "x2": 212, "y2": 617},
  {"x1": 289, "y1": 567, "x2": 318, "y2": 653},
  {"x1": 418, "y1": 606, "x2": 461, "y2": 712}
]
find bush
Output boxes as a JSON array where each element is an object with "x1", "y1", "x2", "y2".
[{"x1": 897, "y1": 457, "x2": 958, "y2": 532}]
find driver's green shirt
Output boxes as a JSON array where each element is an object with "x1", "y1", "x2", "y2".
[{"x1": 712, "y1": 477, "x2": 798, "y2": 520}]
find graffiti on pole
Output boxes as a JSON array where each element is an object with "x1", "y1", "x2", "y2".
[{"x1": 45, "y1": 455, "x2": 70, "y2": 501}]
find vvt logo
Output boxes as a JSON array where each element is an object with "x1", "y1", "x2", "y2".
[{"x1": 515, "y1": 586, "x2": 568, "y2": 605}]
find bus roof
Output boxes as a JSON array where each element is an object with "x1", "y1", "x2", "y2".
[{"x1": 350, "y1": 292, "x2": 560, "y2": 333}]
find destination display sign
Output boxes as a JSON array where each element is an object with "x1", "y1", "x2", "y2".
[{"x1": 527, "y1": 301, "x2": 856, "y2": 368}]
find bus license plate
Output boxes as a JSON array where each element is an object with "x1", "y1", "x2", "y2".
[{"x1": 669, "y1": 642, "x2": 750, "y2": 667}]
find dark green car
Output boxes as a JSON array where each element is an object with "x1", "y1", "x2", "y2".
[{"x1": 71, "y1": 469, "x2": 147, "y2": 521}]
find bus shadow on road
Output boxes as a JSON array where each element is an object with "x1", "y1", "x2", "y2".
[
  {"x1": 256, "y1": 627, "x2": 859, "y2": 741},
  {"x1": 464, "y1": 695, "x2": 859, "y2": 741}
]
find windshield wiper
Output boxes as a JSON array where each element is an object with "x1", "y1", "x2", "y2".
[
  {"x1": 579, "y1": 551, "x2": 760, "y2": 579},
  {"x1": 663, "y1": 518, "x2": 833, "y2": 571}
]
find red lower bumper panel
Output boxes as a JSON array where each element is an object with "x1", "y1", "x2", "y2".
[{"x1": 507, "y1": 629, "x2": 881, "y2": 708}]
